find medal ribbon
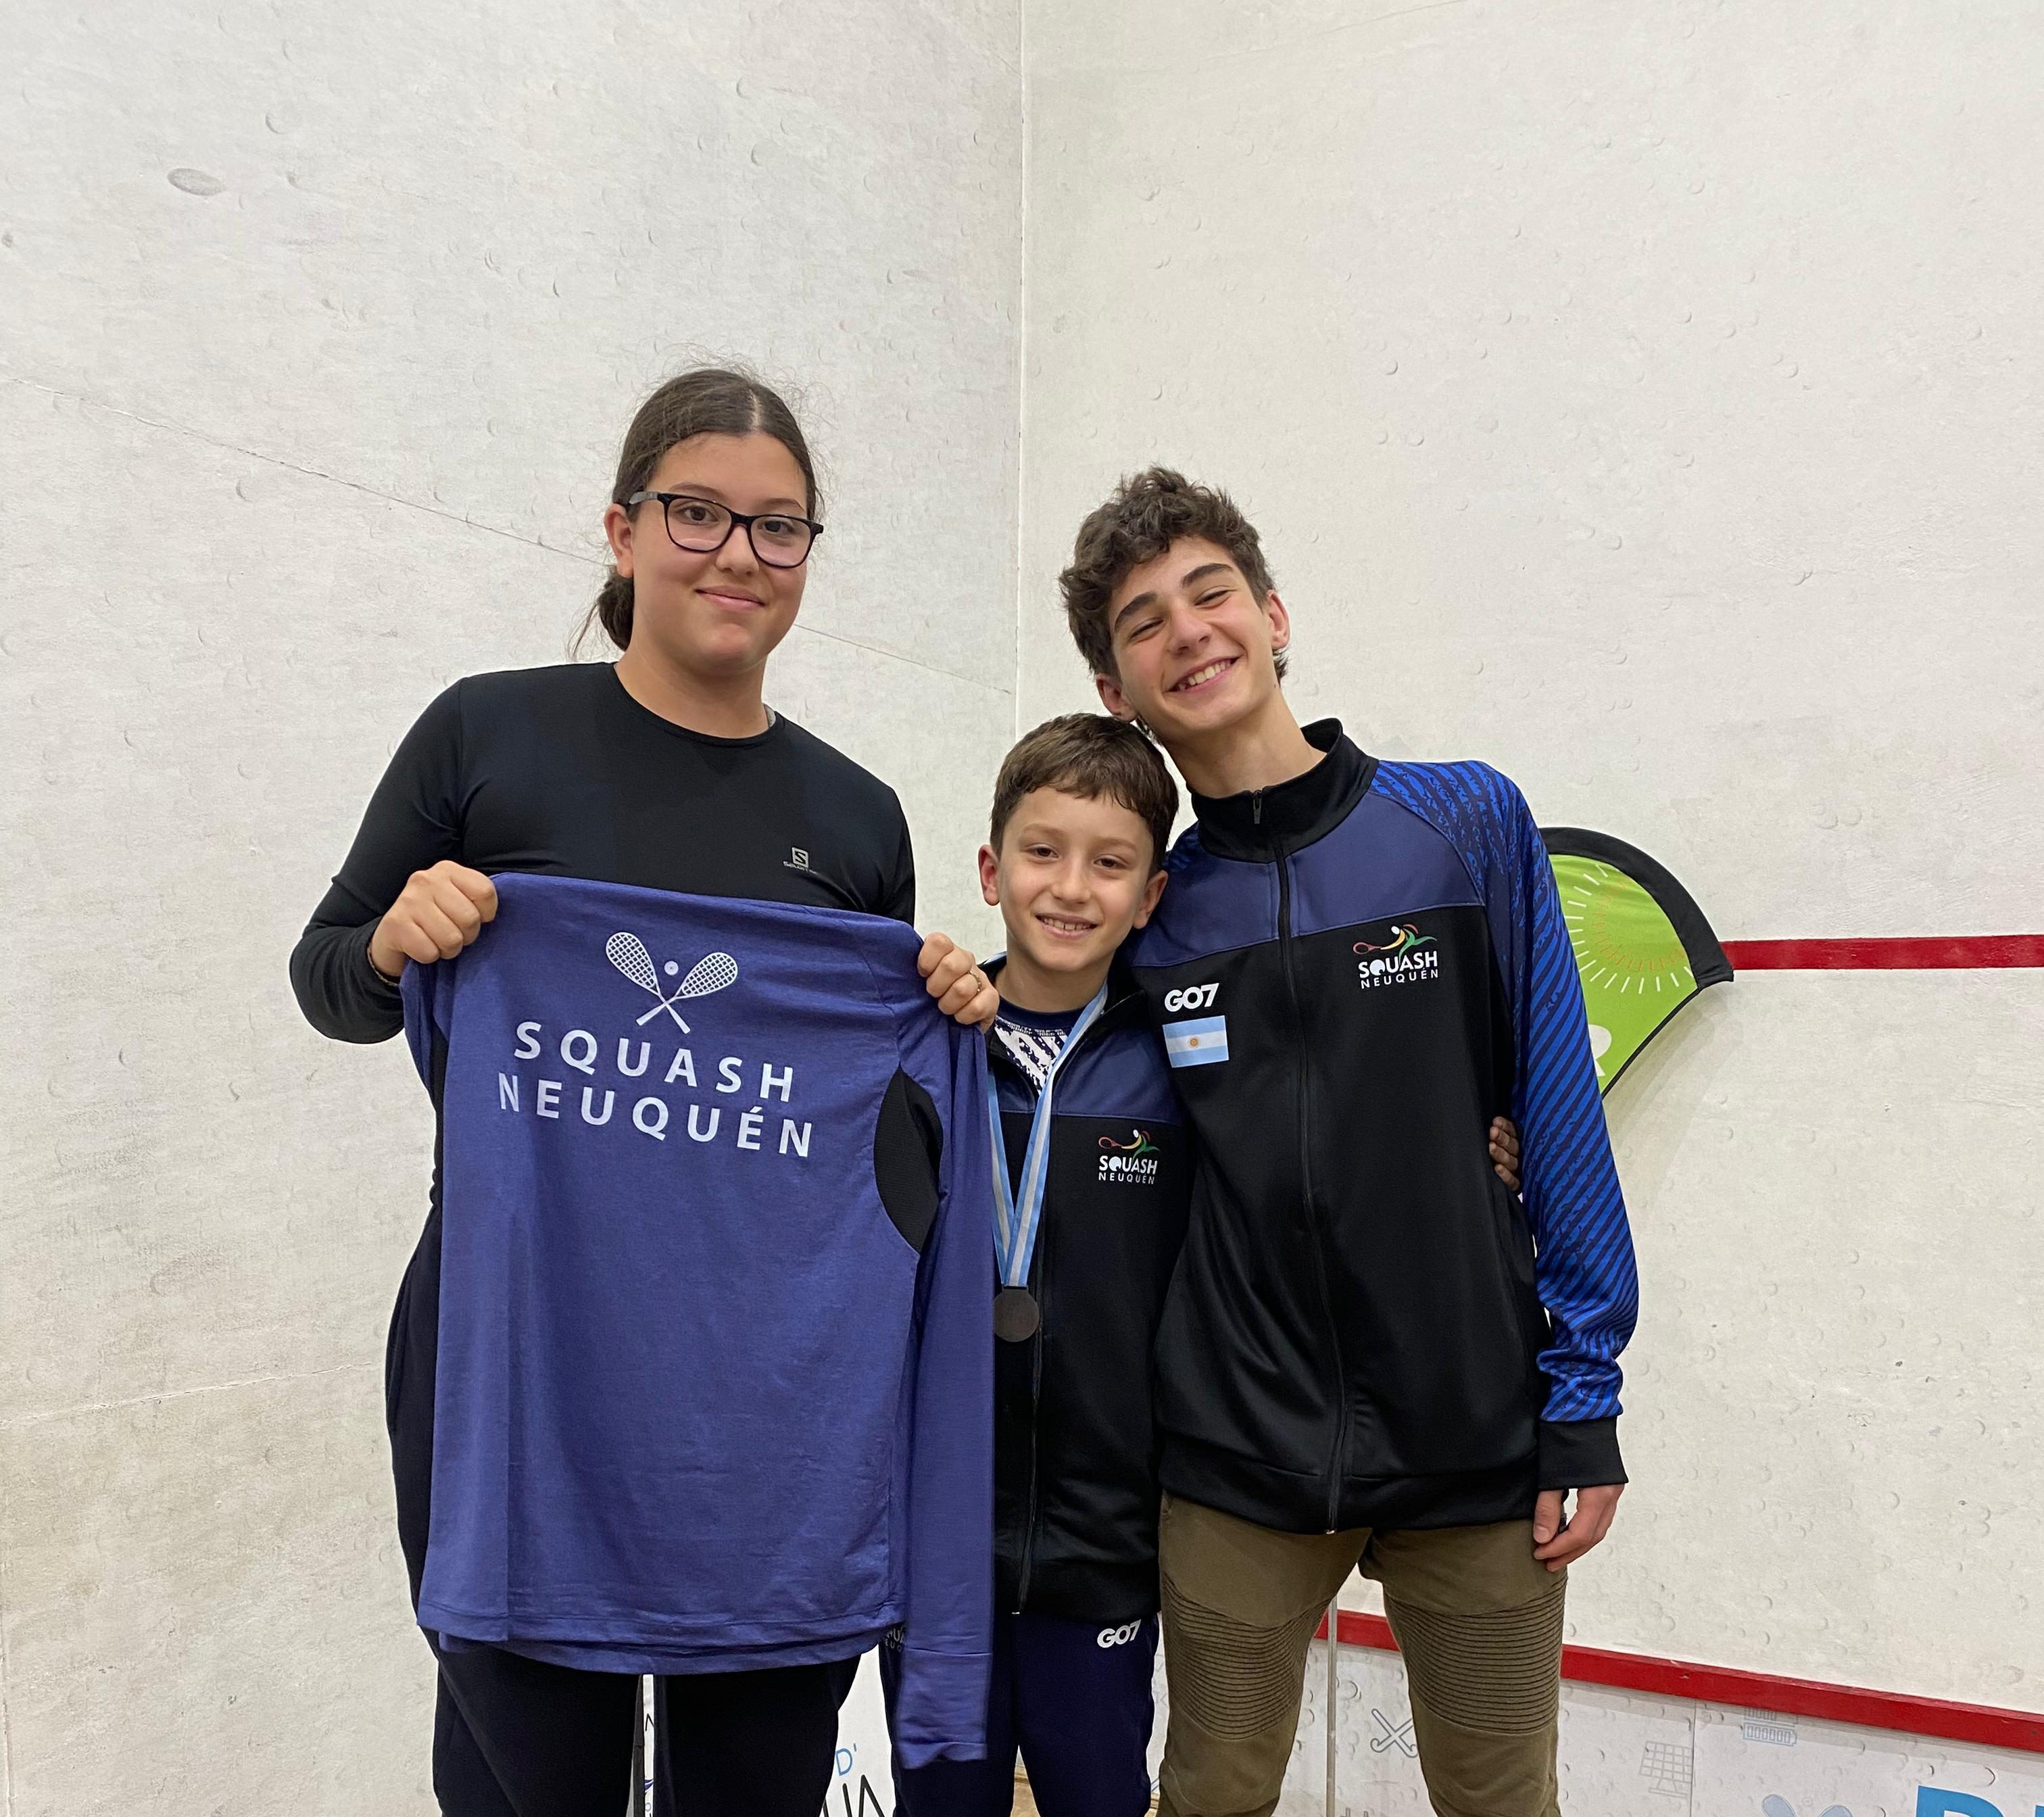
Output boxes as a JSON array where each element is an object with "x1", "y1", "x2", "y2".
[{"x1": 985, "y1": 983, "x2": 1111, "y2": 1290}]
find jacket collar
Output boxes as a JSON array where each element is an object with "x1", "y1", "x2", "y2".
[
  {"x1": 1188, "y1": 719, "x2": 1378, "y2": 861},
  {"x1": 981, "y1": 952, "x2": 1148, "y2": 1079}
]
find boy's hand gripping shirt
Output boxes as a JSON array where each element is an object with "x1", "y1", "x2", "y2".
[
  {"x1": 1125, "y1": 722, "x2": 1638, "y2": 1534},
  {"x1": 400, "y1": 873, "x2": 992, "y2": 1767}
]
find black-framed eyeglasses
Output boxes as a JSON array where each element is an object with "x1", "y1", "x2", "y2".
[{"x1": 626, "y1": 491, "x2": 823, "y2": 569}]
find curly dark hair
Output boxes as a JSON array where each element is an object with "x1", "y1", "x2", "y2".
[{"x1": 1057, "y1": 466, "x2": 1282, "y2": 681}]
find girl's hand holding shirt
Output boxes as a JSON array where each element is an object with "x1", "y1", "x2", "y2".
[{"x1": 369, "y1": 861, "x2": 499, "y2": 980}]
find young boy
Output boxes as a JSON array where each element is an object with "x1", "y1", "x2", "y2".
[
  {"x1": 881, "y1": 712, "x2": 1190, "y2": 1817},
  {"x1": 1058, "y1": 469, "x2": 1639, "y2": 1817},
  {"x1": 892, "y1": 718, "x2": 1525, "y2": 1817}
]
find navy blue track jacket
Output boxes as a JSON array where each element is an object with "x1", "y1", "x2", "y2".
[
  {"x1": 985, "y1": 961, "x2": 1191, "y2": 1623},
  {"x1": 400, "y1": 873, "x2": 992, "y2": 1768},
  {"x1": 1126, "y1": 722, "x2": 1638, "y2": 1534}
]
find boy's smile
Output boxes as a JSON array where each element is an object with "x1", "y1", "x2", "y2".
[
  {"x1": 1169, "y1": 654, "x2": 1240, "y2": 697},
  {"x1": 979, "y1": 787, "x2": 1168, "y2": 1013},
  {"x1": 1094, "y1": 536, "x2": 1294, "y2": 746},
  {"x1": 1033, "y1": 908, "x2": 1101, "y2": 941},
  {"x1": 1091, "y1": 535, "x2": 1325, "y2": 802}
]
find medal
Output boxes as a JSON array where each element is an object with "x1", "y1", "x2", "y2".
[
  {"x1": 986, "y1": 983, "x2": 1110, "y2": 1344},
  {"x1": 993, "y1": 1286, "x2": 1040, "y2": 1342}
]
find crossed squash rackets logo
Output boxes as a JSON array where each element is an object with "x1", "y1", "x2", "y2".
[{"x1": 604, "y1": 934, "x2": 739, "y2": 1033}]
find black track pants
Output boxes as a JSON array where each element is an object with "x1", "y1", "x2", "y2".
[{"x1": 430, "y1": 1639, "x2": 860, "y2": 1817}]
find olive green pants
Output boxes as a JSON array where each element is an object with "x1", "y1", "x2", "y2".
[{"x1": 1156, "y1": 1493, "x2": 1565, "y2": 1817}]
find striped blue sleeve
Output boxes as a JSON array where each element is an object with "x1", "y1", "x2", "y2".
[{"x1": 1374, "y1": 761, "x2": 1639, "y2": 1482}]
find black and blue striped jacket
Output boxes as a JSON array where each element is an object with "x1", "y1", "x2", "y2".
[{"x1": 1125, "y1": 721, "x2": 1638, "y2": 1534}]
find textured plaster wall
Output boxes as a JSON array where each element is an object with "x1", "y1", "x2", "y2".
[
  {"x1": 7, "y1": 1, "x2": 2043, "y2": 1810},
  {"x1": 0, "y1": 1, "x2": 1021, "y2": 1810},
  {"x1": 1018, "y1": 0, "x2": 2043, "y2": 1710}
]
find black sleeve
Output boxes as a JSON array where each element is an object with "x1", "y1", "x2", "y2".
[
  {"x1": 872, "y1": 1069, "x2": 944, "y2": 1252},
  {"x1": 289, "y1": 682, "x2": 466, "y2": 1044},
  {"x1": 1538, "y1": 1416, "x2": 1626, "y2": 1490},
  {"x1": 881, "y1": 795, "x2": 917, "y2": 926}
]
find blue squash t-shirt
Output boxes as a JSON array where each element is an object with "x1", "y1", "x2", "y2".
[{"x1": 400, "y1": 872, "x2": 992, "y2": 1767}]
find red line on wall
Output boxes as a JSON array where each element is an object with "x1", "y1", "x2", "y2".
[
  {"x1": 1315, "y1": 1612, "x2": 2044, "y2": 1754},
  {"x1": 1724, "y1": 935, "x2": 2044, "y2": 969}
]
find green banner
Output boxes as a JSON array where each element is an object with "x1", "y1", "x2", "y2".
[{"x1": 1542, "y1": 829, "x2": 1732, "y2": 1095}]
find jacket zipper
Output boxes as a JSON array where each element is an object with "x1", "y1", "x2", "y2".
[
  {"x1": 1016, "y1": 1289, "x2": 1046, "y2": 1609},
  {"x1": 1269, "y1": 815, "x2": 1352, "y2": 1532},
  {"x1": 1006, "y1": 999, "x2": 1130, "y2": 1610}
]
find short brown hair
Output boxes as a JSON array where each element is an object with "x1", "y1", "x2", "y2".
[
  {"x1": 990, "y1": 715, "x2": 1179, "y2": 873},
  {"x1": 1058, "y1": 466, "x2": 1282, "y2": 681}
]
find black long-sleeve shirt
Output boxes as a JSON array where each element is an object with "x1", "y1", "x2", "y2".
[{"x1": 291, "y1": 662, "x2": 917, "y2": 1043}]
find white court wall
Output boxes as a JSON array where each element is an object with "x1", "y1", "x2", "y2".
[
  {"x1": 6, "y1": 2, "x2": 2043, "y2": 1811},
  {"x1": 0, "y1": 1, "x2": 1019, "y2": 1811},
  {"x1": 1019, "y1": 0, "x2": 2044, "y2": 1710}
]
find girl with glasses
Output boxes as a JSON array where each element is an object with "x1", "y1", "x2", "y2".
[{"x1": 290, "y1": 368, "x2": 998, "y2": 1816}]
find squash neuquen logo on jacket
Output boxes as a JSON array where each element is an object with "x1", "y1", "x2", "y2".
[
  {"x1": 1353, "y1": 923, "x2": 1440, "y2": 992},
  {"x1": 493, "y1": 929, "x2": 815, "y2": 1158},
  {"x1": 1097, "y1": 1128, "x2": 1161, "y2": 1186}
]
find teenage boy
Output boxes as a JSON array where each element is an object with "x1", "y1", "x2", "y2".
[
  {"x1": 896, "y1": 719, "x2": 1528, "y2": 1817},
  {"x1": 1057, "y1": 470, "x2": 1640, "y2": 1817}
]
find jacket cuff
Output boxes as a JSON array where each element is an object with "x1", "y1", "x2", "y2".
[{"x1": 1538, "y1": 1417, "x2": 1626, "y2": 1489}]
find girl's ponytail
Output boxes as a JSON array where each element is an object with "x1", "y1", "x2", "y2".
[{"x1": 591, "y1": 568, "x2": 634, "y2": 651}]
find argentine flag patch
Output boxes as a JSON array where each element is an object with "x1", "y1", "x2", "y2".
[{"x1": 1162, "y1": 1015, "x2": 1229, "y2": 1069}]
